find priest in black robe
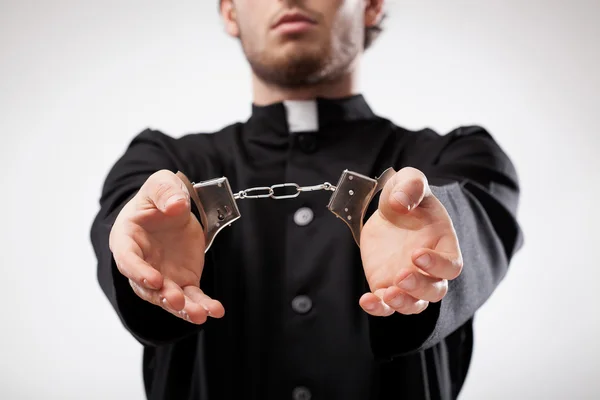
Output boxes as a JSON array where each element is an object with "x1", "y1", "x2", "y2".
[{"x1": 90, "y1": 1, "x2": 524, "y2": 399}]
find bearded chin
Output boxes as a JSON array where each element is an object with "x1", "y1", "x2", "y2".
[
  {"x1": 238, "y1": 19, "x2": 360, "y2": 89},
  {"x1": 245, "y1": 47, "x2": 330, "y2": 88}
]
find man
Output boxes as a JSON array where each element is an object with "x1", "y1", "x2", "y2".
[{"x1": 90, "y1": 0, "x2": 523, "y2": 399}]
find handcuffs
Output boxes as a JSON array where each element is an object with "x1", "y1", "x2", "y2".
[{"x1": 176, "y1": 167, "x2": 396, "y2": 252}]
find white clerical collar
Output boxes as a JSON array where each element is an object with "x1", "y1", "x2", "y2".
[{"x1": 283, "y1": 100, "x2": 318, "y2": 133}]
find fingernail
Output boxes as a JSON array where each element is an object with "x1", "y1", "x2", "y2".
[
  {"x1": 201, "y1": 304, "x2": 212, "y2": 316},
  {"x1": 165, "y1": 195, "x2": 186, "y2": 209},
  {"x1": 398, "y1": 274, "x2": 417, "y2": 290},
  {"x1": 415, "y1": 254, "x2": 431, "y2": 269},
  {"x1": 389, "y1": 295, "x2": 404, "y2": 309},
  {"x1": 160, "y1": 296, "x2": 171, "y2": 309},
  {"x1": 392, "y1": 191, "x2": 412, "y2": 210},
  {"x1": 143, "y1": 279, "x2": 158, "y2": 290}
]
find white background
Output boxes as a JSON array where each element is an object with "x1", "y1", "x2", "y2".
[{"x1": 1, "y1": 1, "x2": 598, "y2": 399}]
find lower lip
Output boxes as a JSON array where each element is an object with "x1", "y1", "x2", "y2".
[{"x1": 273, "y1": 20, "x2": 315, "y2": 35}]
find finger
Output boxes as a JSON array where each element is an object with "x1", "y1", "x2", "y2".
[
  {"x1": 382, "y1": 286, "x2": 430, "y2": 315},
  {"x1": 412, "y1": 248, "x2": 463, "y2": 280},
  {"x1": 128, "y1": 279, "x2": 183, "y2": 318},
  {"x1": 359, "y1": 290, "x2": 394, "y2": 317},
  {"x1": 140, "y1": 169, "x2": 191, "y2": 216},
  {"x1": 115, "y1": 244, "x2": 164, "y2": 290},
  {"x1": 379, "y1": 167, "x2": 430, "y2": 220},
  {"x1": 177, "y1": 295, "x2": 209, "y2": 325},
  {"x1": 129, "y1": 279, "x2": 160, "y2": 305},
  {"x1": 394, "y1": 269, "x2": 448, "y2": 303},
  {"x1": 129, "y1": 279, "x2": 209, "y2": 324},
  {"x1": 158, "y1": 278, "x2": 186, "y2": 311},
  {"x1": 184, "y1": 286, "x2": 226, "y2": 319}
]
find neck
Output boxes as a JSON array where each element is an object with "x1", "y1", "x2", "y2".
[{"x1": 251, "y1": 62, "x2": 359, "y2": 106}]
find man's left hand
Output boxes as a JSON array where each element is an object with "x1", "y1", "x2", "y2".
[{"x1": 359, "y1": 167, "x2": 463, "y2": 316}]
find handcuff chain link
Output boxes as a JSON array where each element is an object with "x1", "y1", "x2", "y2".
[{"x1": 233, "y1": 181, "x2": 337, "y2": 200}]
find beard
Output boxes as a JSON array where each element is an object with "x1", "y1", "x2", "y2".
[
  {"x1": 239, "y1": 20, "x2": 362, "y2": 89},
  {"x1": 245, "y1": 42, "x2": 328, "y2": 88}
]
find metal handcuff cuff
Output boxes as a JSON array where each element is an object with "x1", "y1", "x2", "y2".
[{"x1": 176, "y1": 167, "x2": 396, "y2": 252}]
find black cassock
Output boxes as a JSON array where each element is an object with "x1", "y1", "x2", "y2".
[{"x1": 90, "y1": 95, "x2": 523, "y2": 400}]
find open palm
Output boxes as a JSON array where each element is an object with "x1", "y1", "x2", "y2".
[
  {"x1": 358, "y1": 168, "x2": 463, "y2": 317},
  {"x1": 110, "y1": 170, "x2": 225, "y2": 324},
  {"x1": 131, "y1": 201, "x2": 206, "y2": 289}
]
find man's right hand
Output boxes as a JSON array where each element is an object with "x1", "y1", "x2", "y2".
[{"x1": 109, "y1": 169, "x2": 225, "y2": 324}]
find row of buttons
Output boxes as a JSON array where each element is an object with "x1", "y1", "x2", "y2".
[
  {"x1": 291, "y1": 207, "x2": 314, "y2": 314},
  {"x1": 292, "y1": 203, "x2": 314, "y2": 399},
  {"x1": 289, "y1": 133, "x2": 318, "y2": 397}
]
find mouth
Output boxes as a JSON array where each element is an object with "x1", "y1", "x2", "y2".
[{"x1": 271, "y1": 10, "x2": 317, "y2": 34}]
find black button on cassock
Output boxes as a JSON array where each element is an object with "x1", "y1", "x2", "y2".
[
  {"x1": 293, "y1": 207, "x2": 314, "y2": 226},
  {"x1": 291, "y1": 295, "x2": 312, "y2": 314},
  {"x1": 292, "y1": 386, "x2": 312, "y2": 400},
  {"x1": 297, "y1": 134, "x2": 318, "y2": 153}
]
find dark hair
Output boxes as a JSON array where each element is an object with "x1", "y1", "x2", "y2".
[{"x1": 364, "y1": 13, "x2": 386, "y2": 50}]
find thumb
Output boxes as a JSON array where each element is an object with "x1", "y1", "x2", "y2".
[
  {"x1": 379, "y1": 167, "x2": 430, "y2": 220},
  {"x1": 140, "y1": 169, "x2": 191, "y2": 216}
]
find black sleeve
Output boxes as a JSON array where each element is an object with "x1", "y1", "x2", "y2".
[
  {"x1": 90, "y1": 128, "x2": 206, "y2": 347},
  {"x1": 369, "y1": 126, "x2": 524, "y2": 359}
]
